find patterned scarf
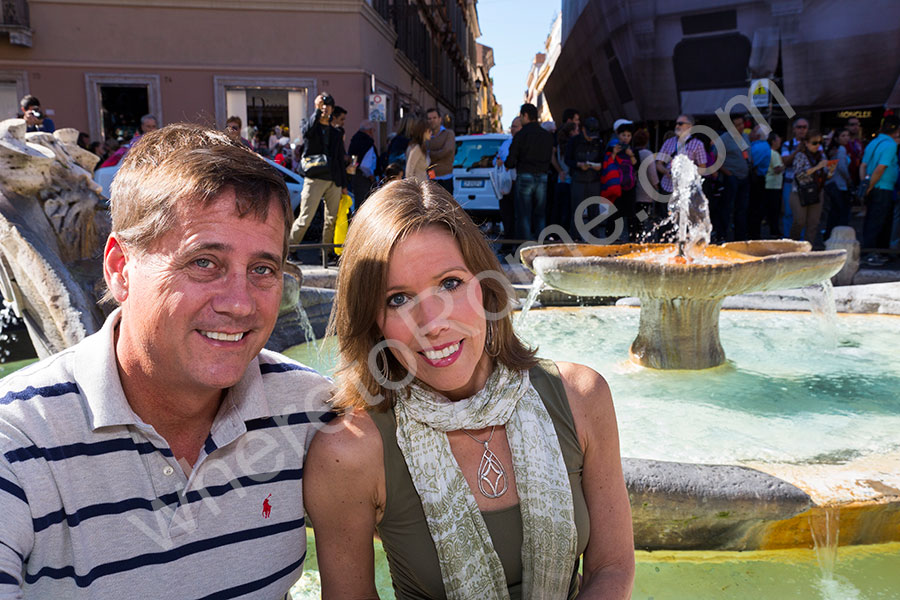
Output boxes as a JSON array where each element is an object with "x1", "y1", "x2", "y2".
[{"x1": 393, "y1": 363, "x2": 577, "y2": 600}]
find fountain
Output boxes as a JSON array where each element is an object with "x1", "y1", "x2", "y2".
[{"x1": 519, "y1": 155, "x2": 847, "y2": 369}]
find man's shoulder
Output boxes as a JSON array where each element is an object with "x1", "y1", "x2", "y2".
[{"x1": 255, "y1": 349, "x2": 333, "y2": 409}]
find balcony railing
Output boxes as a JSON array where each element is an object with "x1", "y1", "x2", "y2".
[{"x1": 1, "y1": 0, "x2": 29, "y2": 28}]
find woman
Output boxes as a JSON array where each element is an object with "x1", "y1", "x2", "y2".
[
  {"x1": 404, "y1": 116, "x2": 431, "y2": 181},
  {"x1": 304, "y1": 180, "x2": 635, "y2": 599},
  {"x1": 789, "y1": 129, "x2": 830, "y2": 244},
  {"x1": 824, "y1": 127, "x2": 852, "y2": 237}
]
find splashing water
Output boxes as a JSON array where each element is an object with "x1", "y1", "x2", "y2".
[
  {"x1": 665, "y1": 154, "x2": 712, "y2": 261},
  {"x1": 809, "y1": 507, "x2": 862, "y2": 600},
  {"x1": 515, "y1": 276, "x2": 544, "y2": 327},
  {"x1": 296, "y1": 305, "x2": 318, "y2": 353},
  {"x1": 807, "y1": 280, "x2": 839, "y2": 348}
]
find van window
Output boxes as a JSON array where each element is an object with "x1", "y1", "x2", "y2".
[{"x1": 454, "y1": 138, "x2": 506, "y2": 170}]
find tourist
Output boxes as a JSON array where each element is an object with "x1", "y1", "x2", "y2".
[
  {"x1": 748, "y1": 126, "x2": 772, "y2": 239},
  {"x1": 268, "y1": 125, "x2": 282, "y2": 153},
  {"x1": 289, "y1": 92, "x2": 348, "y2": 259},
  {"x1": 656, "y1": 115, "x2": 707, "y2": 235},
  {"x1": 717, "y1": 111, "x2": 751, "y2": 241},
  {"x1": 100, "y1": 114, "x2": 158, "y2": 167},
  {"x1": 347, "y1": 119, "x2": 378, "y2": 206},
  {"x1": 789, "y1": 129, "x2": 829, "y2": 245},
  {"x1": 846, "y1": 116, "x2": 864, "y2": 190},
  {"x1": 0, "y1": 124, "x2": 332, "y2": 598},
  {"x1": 824, "y1": 127, "x2": 853, "y2": 237},
  {"x1": 495, "y1": 116, "x2": 522, "y2": 244},
  {"x1": 561, "y1": 107, "x2": 580, "y2": 130},
  {"x1": 781, "y1": 117, "x2": 810, "y2": 237},
  {"x1": 404, "y1": 114, "x2": 431, "y2": 181},
  {"x1": 504, "y1": 103, "x2": 554, "y2": 239},
  {"x1": 602, "y1": 119, "x2": 638, "y2": 241},
  {"x1": 553, "y1": 121, "x2": 578, "y2": 236},
  {"x1": 386, "y1": 112, "x2": 414, "y2": 169},
  {"x1": 19, "y1": 95, "x2": 55, "y2": 133},
  {"x1": 304, "y1": 179, "x2": 635, "y2": 599},
  {"x1": 566, "y1": 116, "x2": 605, "y2": 241},
  {"x1": 763, "y1": 132, "x2": 785, "y2": 237},
  {"x1": 859, "y1": 115, "x2": 900, "y2": 265},
  {"x1": 224, "y1": 115, "x2": 252, "y2": 148},
  {"x1": 424, "y1": 107, "x2": 456, "y2": 194}
]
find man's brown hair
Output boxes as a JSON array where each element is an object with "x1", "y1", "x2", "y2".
[{"x1": 110, "y1": 123, "x2": 291, "y2": 259}]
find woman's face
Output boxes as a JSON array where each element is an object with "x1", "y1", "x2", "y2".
[
  {"x1": 838, "y1": 130, "x2": 850, "y2": 146},
  {"x1": 806, "y1": 138, "x2": 822, "y2": 152},
  {"x1": 378, "y1": 226, "x2": 492, "y2": 401}
]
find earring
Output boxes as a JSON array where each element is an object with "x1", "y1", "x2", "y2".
[
  {"x1": 374, "y1": 344, "x2": 391, "y2": 385},
  {"x1": 485, "y1": 321, "x2": 500, "y2": 357}
]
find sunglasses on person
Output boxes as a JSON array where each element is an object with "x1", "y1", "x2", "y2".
[
  {"x1": 675, "y1": 121, "x2": 691, "y2": 127},
  {"x1": 808, "y1": 140, "x2": 822, "y2": 146},
  {"x1": 226, "y1": 125, "x2": 240, "y2": 132}
]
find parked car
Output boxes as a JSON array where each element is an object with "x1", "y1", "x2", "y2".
[
  {"x1": 452, "y1": 133, "x2": 510, "y2": 224},
  {"x1": 93, "y1": 157, "x2": 304, "y2": 213}
]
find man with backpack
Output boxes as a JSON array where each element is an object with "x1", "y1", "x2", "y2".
[{"x1": 859, "y1": 115, "x2": 900, "y2": 265}]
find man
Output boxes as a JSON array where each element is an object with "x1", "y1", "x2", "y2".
[
  {"x1": 859, "y1": 115, "x2": 900, "y2": 265},
  {"x1": 224, "y1": 115, "x2": 252, "y2": 148},
  {"x1": 504, "y1": 103, "x2": 554, "y2": 240},
  {"x1": 289, "y1": 93, "x2": 348, "y2": 258},
  {"x1": 19, "y1": 95, "x2": 55, "y2": 133},
  {"x1": 0, "y1": 124, "x2": 333, "y2": 598},
  {"x1": 347, "y1": 119, "x2": 378, "y2": 207},
  {"x1": 780, "y1": 117, "x2": 809, "y2": 238},
  {"x1": 748, "y1": 125, "x2": 773, "y2": 239},
  {"x1": 655, "y1": 115, "x2": 707, "y2": 232},
  {"x1": 101, "y1": 114, "x2": 159, "y2": 167},
  {"x1": 846, "y1": 116, "x2": 864, "y2": 188},
  {"x1": 717, "y1": 111, "x2": 751, "y2": 241},
  {"x1": 565, "y1": 116, "x2": 605, "y2": 240},
  {"x1": 424, "y1": 107, "x2": 455, "y2": 194},
  {"x1": 495, "y1": 116, "x2": 522, "y2": 245}
]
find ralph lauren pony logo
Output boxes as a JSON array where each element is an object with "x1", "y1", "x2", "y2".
[{"x1": 262, "y1": 494, "x2": 272, "y2": 519}]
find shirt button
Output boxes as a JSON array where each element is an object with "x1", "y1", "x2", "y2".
[{"x1": 162, "y1": 466, "x2": 175, "y2": 476}]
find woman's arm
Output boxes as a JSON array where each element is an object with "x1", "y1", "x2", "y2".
[
  {"x1": 304, "y1": 411, "x2": 384, "y2": 600},
  {"x1": 557, "y1": 362, "x2": 635, "y2": 600}
]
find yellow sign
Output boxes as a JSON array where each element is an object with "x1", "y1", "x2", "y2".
[
  {"x1": 750, "y1": 79, "x2": 769, "y2": 108},
  {"x1": 837, "y1": 110, "x2": 873, "y2": 119}
]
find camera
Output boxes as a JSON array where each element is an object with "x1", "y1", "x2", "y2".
[{"x1": 29, "y1": 109, "x2": 44, "y2": 120}]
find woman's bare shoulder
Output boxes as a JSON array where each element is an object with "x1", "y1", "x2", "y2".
[
  {"x1": 553, "y1": 361, "x2": 616, "y2": 447},
  {"x1": 307, "y1": 409, "x2": 384, "y2": 477}
]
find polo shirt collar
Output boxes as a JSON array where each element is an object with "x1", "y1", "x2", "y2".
[{"x1": 74, "y1": 309, "x2": 273, "y2": 431}]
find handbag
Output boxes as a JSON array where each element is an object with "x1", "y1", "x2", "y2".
[
  {"x1": 300, "y1": 154, "x2": 330, "y2": 179},
  {"x1": 796, "y1": 175, "x2": 820, "y2": 206},
  {"x1": 489, "y1": 164, "x2": 513, "y2": 199}
]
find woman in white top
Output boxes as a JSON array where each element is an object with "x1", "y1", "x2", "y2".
[
  {"x1": 405, "y1": 116, "x2": 431, "y2": 181},
  {"x1": 764, "y1": 132, "x2": 785, "y2": 237}
]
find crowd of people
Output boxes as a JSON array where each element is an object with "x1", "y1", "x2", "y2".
[{"x1": 492, "y1": 103, "x2": 899, "y2": 265}]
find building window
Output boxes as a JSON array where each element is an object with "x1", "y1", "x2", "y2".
[
  {"x1": 214, "y1": 76, "x2": 315, "y2": 144},
  {"x1": 673, "y1": 33, "x2": 751, "y2": 91},
  {"x1": 85, "y1": 73, "x2": 162, "y2": 143}
]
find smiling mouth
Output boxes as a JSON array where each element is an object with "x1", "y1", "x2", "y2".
[
  {"x1": 422, "y1": 341, "x2": 462, "y2": 361},
  {"x1": 199, "y1": 330, "x2": 245, "y2": 342}
]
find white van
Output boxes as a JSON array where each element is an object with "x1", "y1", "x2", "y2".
[{"x1": 452, "y1": 133, "x2": 510, "y2": 223}]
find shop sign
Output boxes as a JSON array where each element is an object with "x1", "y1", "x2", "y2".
[{"x1": 836, "y1": 110, "x2": 873, "y2": 119}]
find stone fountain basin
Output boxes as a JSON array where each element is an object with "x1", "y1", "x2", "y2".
[{"x1": 520, "y1": 241, "x2": 847, "y2": 299}]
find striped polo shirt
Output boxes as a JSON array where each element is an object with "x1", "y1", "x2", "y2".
[{"x1": 0, "y1": 310, "x2": 335, "y2": 598}]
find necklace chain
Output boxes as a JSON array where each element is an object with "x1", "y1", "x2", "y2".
[{"x1": 461, "y1": 426, "x2": 509, "y2": 499}]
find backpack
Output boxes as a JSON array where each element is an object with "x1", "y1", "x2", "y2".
[
  {"x1": 600, "y1": 153, "x2": 623, "y2": 202},
  {"x1": 618, "y1": 155, "x2": 636, "y2": 191}
]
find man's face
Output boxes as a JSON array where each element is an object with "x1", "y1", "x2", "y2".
[
  {"x1": 618, "y1": 130, "x2": 632, "y2": 145},
  {"x1": 793, "y1": 120, "x2": 809, "y2": 140},
  {"x1": 427, "y1": 111, "x2": 441, "y2": 132},
  {"x1": 571, "y1": 114, "x2": 580, "y2": 126},
  {"x1": 110, "y1": 191, "x2": 286, "y2": 398},
  {"x1": 510, "y1": 117, "x2": 522, "y2": 136},
  {"x1": 23, "y1": 104, "x2": 41, "y2": 126},
  {"x1": 333, "y1": 113, "x2": 346, "y2": 129},
  {"x1": 225, "y1": 122, "x2": 241, "y2": 141},
  {"x1": 733, "y1": 116, "x2": 745, "y2": 131},
  {"x1": 847, "y1": 119, "x2": 860, "y2": 136},
  {"x1": 675, "y1": 116, "x2": 692, "y2": 138}
]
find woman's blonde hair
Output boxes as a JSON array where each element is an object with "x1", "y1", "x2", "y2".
[{"x1": 329, "y1": 179, "x2": 537, "y2": 411}]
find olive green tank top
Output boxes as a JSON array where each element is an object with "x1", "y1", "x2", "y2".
[{"x1": 370, "y1": 359, "x2": 590, "y2": 600}]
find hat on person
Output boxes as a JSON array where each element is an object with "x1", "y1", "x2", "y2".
[
  {"x1": 584, "y1": 117, "x2": 601, "y2": 137},
  {"x1": 613, "y1": 118, "x2": 634, "y2": 133},
  {"x1": 541, "y1": 121, "x2": 557, "y2": 133}
]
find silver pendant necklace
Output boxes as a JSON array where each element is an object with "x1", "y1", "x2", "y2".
[{"x1": 462, "y1": 426, "x2": 509, "y2": 499}]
